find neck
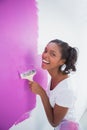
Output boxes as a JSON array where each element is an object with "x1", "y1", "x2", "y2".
[
  {"x1": 48, "y1": 69, "x2": 68, "y2": 90},
  {"x1": 48, "y1": 68, "x2": 64, "y2": 78}
]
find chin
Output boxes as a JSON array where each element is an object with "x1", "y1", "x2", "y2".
[
  {"x1": 41, "y1": 66, "x2": 47, "y2": 70},
  {"x1": 41, "y1": 64, "x2": 47, "y2": 70}
]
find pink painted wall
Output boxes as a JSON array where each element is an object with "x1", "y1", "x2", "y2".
[{"x1": 0, "y1": 0, "x2": 47, "y2": 129}]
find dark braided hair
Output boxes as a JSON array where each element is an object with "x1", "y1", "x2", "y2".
[{"x1": 49, "y1": 39, "x2": 78, "y2": 74}]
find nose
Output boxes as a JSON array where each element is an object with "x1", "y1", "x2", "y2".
[{"x1": 42, "y1": 51, "x2": 49, "y2": 59}]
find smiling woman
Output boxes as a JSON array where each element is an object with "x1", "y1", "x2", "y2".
[{"x1": 28, "y1": 39, "x2": 82, "y2": 130}]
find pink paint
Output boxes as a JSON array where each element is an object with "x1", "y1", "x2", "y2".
[
  {"x1": 0, "y1": 0, "x2": 47, "y2": 130},
  {"x1": 59, "y1": 120, "x2": 79, "y2": 130}
]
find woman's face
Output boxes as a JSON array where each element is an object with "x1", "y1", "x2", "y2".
[{"x1": 42, "y1": 42, "x2": 65, "y2": 71}]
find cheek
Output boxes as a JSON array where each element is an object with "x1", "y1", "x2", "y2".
[
  {"x1": 42, "y1": 52, "x2": 46, "y2": 59},
  {"x1": 51, "y1": 57, "x2": 59, "y2": 63},
  {"x1": 51, "y1": 58, "x2": 60, "y2": 66}
]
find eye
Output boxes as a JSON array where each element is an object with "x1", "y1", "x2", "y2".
[
  {"x1": 50, "y1": 52, "x2": 56, "y2": 57},
  {"x1": 52, "y1": 53, "x2": 56, "y2": 56}
]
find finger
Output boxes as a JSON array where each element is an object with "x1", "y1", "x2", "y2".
[
  {"x1": 28, "y1": 84, "x2": 32, "y2": 90},
  {"x1": 28, "y1": 81, "x2": 33, "y2": 85}
]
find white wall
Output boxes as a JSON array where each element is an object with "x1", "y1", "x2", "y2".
[{"x1": 37, "y1": 0, "x2": 87, "y2": 128}]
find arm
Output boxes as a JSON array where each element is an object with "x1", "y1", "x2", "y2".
[
  {"x1": 29, "y1": 81, "x2": 68, "y2": 127},
  {"x1": 40, "y1": 88, "x2": 68, "y2": 127}
]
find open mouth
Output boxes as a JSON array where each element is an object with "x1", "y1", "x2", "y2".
[{"x1": 42, "y1": 59, "x2": 50, "y2": 64}]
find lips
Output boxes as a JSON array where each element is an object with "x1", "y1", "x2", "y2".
[{"x1": 42, "y1": 59, "x2": 50, "y2": 64}]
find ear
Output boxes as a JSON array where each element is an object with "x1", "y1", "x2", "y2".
[{"x1": 59, "y1": 59, "x2": 66, "y2": 66}]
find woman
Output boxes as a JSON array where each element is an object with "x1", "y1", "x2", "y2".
[{"x1": 29, "y1": 39, "x2": 81, "y2": 130}]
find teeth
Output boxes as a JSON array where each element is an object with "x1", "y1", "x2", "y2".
[{"x1": 42, "y1": 59, "x2": 50, "y2": 64}]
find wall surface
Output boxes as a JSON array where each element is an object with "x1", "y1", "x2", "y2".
[{"x1": 0, "y1": 0, "x2": 47, "y2": 130}]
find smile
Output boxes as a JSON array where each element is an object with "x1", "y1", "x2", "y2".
[{"x1": 42, "y1": 59, "x2": 50, "y2": 64}]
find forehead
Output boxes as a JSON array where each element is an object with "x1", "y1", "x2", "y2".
[{"x1": 46, "y1": 42, "x2": 60, "y2": 52}]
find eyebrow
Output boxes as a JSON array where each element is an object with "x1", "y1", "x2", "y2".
[
  {"x1": 50, "y1": 50, "x2": 56, "y2": 53},
  {"x1": 45, "y1": 47, "x2": 56, "y2": 53}
]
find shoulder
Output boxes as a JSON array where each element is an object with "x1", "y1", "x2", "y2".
[
  {"x1": 55, "y1": 77, "x2": 73, "y2": 92},
  {"x1": 54, "y1": 78, "x2": 77, "y2": 108}
]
